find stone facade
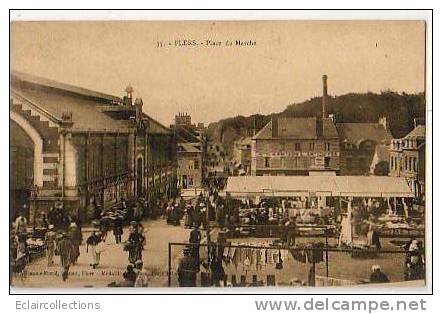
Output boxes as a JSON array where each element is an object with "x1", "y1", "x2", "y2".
[
  {"x1": 336, "y1": 119, "x2": 393, "y2": 176},
  {"x1": 389, "y1": 124, "x2": 425, "y2": 200},
  {"x1": 177, "y1": 143, "x2": 203, "y2": 189},
  {"x1": 251, "y1": 117, "x2": 340, "y2": 176}
]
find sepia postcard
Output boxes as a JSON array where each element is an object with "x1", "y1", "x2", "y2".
[{"x1": 9, "y1": 13, "x2": 430, "y2": 291}]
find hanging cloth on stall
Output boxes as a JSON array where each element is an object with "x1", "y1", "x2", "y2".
[
  {"x1": 306, "y1": 243, "x2": 324, "y2": 263},
  {"x1": 275, "y1": 250, "x2": 283, "y2": 270},
  {"x1": 289, "y1": 249, "x2": 307, "y2": 263},
  {"x1": 289, "y1": 243, "x2": 325, "y2": 264}
]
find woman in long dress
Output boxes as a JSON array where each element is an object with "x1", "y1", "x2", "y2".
[
  {"x1": 86, "y1": 231, "x2": 102, "y2": 269},
  {"x1": 127, "y1": 228, "x2": 145, "y2": 264},
  {"x1": 339, "y1": 201, "x2": 353, "y2": 247}
]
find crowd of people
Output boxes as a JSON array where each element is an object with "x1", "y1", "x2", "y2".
[{"x1": 10, "y1": 182, "x2": 425, "y2": 287}]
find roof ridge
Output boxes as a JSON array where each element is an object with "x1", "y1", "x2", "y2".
[
  {"x1": 11, "y1": 70, "x2": 122, "y2": 104},
  {"x1": 252, "y1": 120, "x2": 272, "y2": 139},
  {"x1": 11, "y1": 89, "x2": 62, "y2": 124},
  {"x1": 141, "y1": 112, "x2": 172, "y2": 134}
]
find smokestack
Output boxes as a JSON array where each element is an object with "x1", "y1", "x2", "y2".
[{"x1": 322, "y1": 75, "x2": 328, "y2": 119}]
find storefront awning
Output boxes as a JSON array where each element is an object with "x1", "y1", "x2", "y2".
[
  {"x1": 332, "y1": 176, "x2": 414, "y2": 197},
  {"x1": 224, "y1": 176, "x2": 413, "y2": 198}
]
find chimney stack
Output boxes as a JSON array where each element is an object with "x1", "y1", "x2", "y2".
[{"x1": 322, "y1": 75, "x2": 328, "y2": 119}]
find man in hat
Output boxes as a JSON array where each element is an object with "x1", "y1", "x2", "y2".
[
  {"x1": 56, "y1": 232, "x2": 74, "y2": 281},
  {"x1": 184, "y1": 203, "x2": 194, "y2": 228},
  {"x1": 189, "y1": 224, "x2": 202, "y2": 264},
  {"x1": 113, "y1": 214, "x2": 124, "y2": 244},
  {"x1": 189, "y1": 225, "x2": 202, "y2": 245},
  {"x1": 172, "y1": 201, "x2": 181, "y2": 226},
  {"x1": 285, "y1": 216, "x2": 297, "y2": 247},
  {"x1": 68, "y1": 222, "x2": 82, "y2": 264},
  {"x1": 193, "y1": 206, "x2": 202, "y2": 229},
  {"x1": 406, "y1": 254, "x2": 425, "y2": 281},
  {"x1": 166, "y1": 201, "x2": 174, "y2": 224},
  {"x1": 45, "y1": 225, "x2": 57, "y2": 266},
  {"x1": 370, "y1": 265, "x2": 390, "y2": 283},
  {"x1": 177, "y1": 247, "x2": 198, "y2": 287}
]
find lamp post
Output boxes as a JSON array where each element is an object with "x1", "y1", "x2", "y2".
[
  {"x1": 204, "y1": 189, "x2": 211, "y2": 244},
  {"x1": 30, "y1": 184, "x2": 39, "y2": 231}
]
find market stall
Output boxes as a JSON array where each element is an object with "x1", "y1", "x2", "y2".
[{"x1": 222, "y1": 176, "x2": 418, "y2": 240}]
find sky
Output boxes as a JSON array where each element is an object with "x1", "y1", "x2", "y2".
[{"x1": 10, "y1": 20, "x2": 425, "y2": 126}]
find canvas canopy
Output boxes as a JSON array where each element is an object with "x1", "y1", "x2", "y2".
[
  {"x1": 224, "y1": 176, "x2": 413, "y2": 198},
  {"x1": 180, "y1": 188, "x2": 205, "y2": 199}
]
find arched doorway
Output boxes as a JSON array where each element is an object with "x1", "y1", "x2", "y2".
[
  {"x1": 10, "y1": 111, "x2": 43, "y2": 187},
  {"x1": 10, "y1": 120, "x2": 35, "y2": 219},
  {"x1": 136, "y1": 156, "x2": 143, "y2": 197}
]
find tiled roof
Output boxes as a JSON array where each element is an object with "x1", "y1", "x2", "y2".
[
  {"x1": 277, "y1": 117, "x2": 317, "y2": 139},
  {"x1": 11, "y1": 85, "x2": 132, "y2": 132},
  {"x1": 11, "y1": 71, "x2": 172, "y2": 134},
  {"x1": 173, "y1": 125, "x2": 202, "y2": 142},
  {"x1": 178, "y1": 142, "x2": 202, "y2": 153},
  {"x1": 253, "y1": 117, "x2": 338, "y2": 140},
  {"x1": 11, "y1": 70, "x2": 122, "y2": 104},
  {"x1": 404, "y1": 125, "x2": 425, "y2": 139},
  {"x1": 336, "y1": 123, "x2": 393, "y2": 146}
]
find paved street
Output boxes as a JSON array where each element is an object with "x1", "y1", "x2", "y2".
[{"x1": 11, "y1": 219, "x2": 191, "y2": 288}]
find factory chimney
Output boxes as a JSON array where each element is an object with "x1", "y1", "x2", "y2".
[{"x1": 322, "y1": 75, "x2": 328, "y2": 119}]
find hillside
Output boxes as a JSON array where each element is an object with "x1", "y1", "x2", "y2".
[{"x1": 206, "y1": 91, "x2": 425, "y2": 155}]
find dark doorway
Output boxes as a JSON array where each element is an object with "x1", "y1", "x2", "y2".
[
  {"x1": 136, "y1": 157, "x2": 143, "y2": 197},
  {"x1": 324, "y1": 156, "x2": 331, "y2": 168}
]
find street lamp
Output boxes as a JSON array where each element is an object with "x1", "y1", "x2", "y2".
[
  {"x1": 204, "y1": 190, "x2": 211, "y2": 244},
  {"x1": 30, "y1": 184, "x2": 39, "y2": 230}
]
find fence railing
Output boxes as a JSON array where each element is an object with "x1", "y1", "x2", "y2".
[{"x1": 167, "y1": 241, "x2": 425, "y2": 287}]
